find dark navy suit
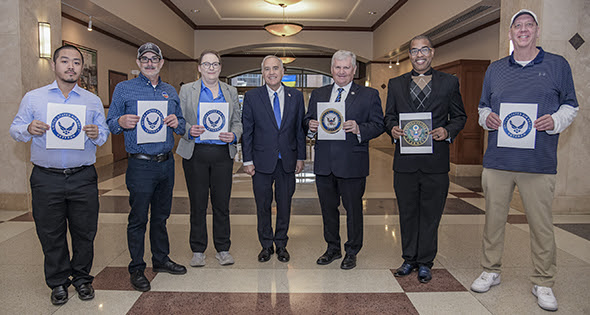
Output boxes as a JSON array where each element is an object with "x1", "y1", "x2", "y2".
[
  {"x1": 242, "y1": 84, "x2": 306, "y2": 248},
  {"x1": 304, "y1": 82, "x2": 384, "y2": 255}
]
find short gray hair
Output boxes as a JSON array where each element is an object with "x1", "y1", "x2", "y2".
[
  {"x1": 331, "y1": 50, "x2": 356, "y2": 68},
  {"x1": 261, "y1": 55, "x2": 283, "y2": 70}
]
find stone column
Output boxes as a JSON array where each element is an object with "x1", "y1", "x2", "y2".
[
  {"x1": 500, "y1": 0, "x2": 590, "y2": 214},
  {"x1": 0, "y1": 0, "x2": 61, "y2": 210}
]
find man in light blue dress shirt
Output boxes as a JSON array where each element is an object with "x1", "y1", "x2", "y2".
[{"x1": 10, "y1": 45, "x2": 109, "y2": 305}]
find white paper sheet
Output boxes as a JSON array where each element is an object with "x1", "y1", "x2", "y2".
[
  {"x1": 399, "y1": 112, "x2": 433, "y2": 154},
  {"x1": 46, "y1": 103, "x2": 86, "y2": 150},
  {"x1": 199, "y1": 102, "x2": 229, "y2": 140},
  {"x1": 137, "y1": 101, "x2": 167, "y2": 144},
  {"x1": 317, "y1": 102, "x2": 346, "y2": 140},
  {"x1": 498, "y1": 103, "x2": 537, "y2": 149}
]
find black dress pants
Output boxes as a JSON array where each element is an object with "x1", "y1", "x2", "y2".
[
  {"x1": 30, "y1": 165, "x2": 99, "y2": 289},
  {"x1": 182, "y1": 144, "x2": 233, "y2": 252},
  {"x1": 394, "y1": 170, "x2": 449, "y2": 268}
]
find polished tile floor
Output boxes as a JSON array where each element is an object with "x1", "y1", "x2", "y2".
[{"x1": 1, "y1": 148, "x2": 589, "y2": 314}]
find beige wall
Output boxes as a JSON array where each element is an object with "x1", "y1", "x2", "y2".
[{"x1": 1, "y1": 0, "x2": 61, "y2": 210}]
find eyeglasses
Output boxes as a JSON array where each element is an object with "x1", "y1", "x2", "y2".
[
  {"x1": 201, "y1": 62, "x2": 221, "y2": 69},
  {"x1": 512, "y1": 22, "x2": 536, "y2": 30},
  {"x1": 409, "y1": 47, "x2": 432, "y2": 56},
  {"x1": 139, "y1": 56, "x2": 161, "y2": 63}
]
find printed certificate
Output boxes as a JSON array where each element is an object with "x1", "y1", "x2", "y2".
[
  {"x1": 199, "y1": 102, "x2": 229, "y2": 140},
  {"x1": 317, "y1": 102, "x2": 346, "y2": 140},
  {"x1": 137, "y1": 101, "x2": 167, "y2": 144},
  {"x1": 399, "y1": 112, "x2": 432, "y2": 154},
  {"x1": 498, "y1": 103, "x2": 537, "y2": 149},
  {"x1": 46, "y1": 103, "x2": 86, "y2": 150}
]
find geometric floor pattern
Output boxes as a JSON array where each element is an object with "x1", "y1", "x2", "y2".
[{"x1": 1, "y1": 148, "x2": 589, "y2": 314}]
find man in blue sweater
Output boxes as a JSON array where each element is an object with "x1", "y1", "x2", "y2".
[{"x1": 470, "y1": 10, "x2": 578, "y2": 312}]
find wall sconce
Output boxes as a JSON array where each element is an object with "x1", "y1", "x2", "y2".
[
  {"x1": 87, "y1": 16, "x2": 93, "y2": 31},
  {"x1": 38, "y1": 22, "x2": 51, "y2": 58},
  {"x1": 364, "y1": 80, "x2": 370, "y2": 87}
]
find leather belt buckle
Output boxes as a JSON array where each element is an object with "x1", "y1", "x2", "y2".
[{"x1": 155, "y1": 153, "x2": 169, "y2": 162}]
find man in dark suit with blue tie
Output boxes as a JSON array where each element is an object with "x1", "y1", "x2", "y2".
[
  {"x1": 384, "y1": 35, "x2": 466, "y2": 283},
  {"x1": 242, "y1": 55, "x2": 306, "y2": 263},
  {"x1": 304, "y1": 50, "x2": 384, "y2": 270}
]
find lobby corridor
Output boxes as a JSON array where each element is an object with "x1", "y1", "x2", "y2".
[{"x1": 1, "y1": 148, "x2": 589, "y2": 314}]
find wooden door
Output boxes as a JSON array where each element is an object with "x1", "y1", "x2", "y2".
[{"x1": 108, "y1": 70, "x2": 128, "y2": 162}]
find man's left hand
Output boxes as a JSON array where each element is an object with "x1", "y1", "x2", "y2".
[
  {"x1": 343, "y1": 120, "x2": 359, "y2": 134},
  {"x1": 164, "y1": 114, "x2": 178, "y2": 129},
  {"x1": 219, "y1": 132, "x2": 235, "y2": 143},
  {"x1": 83, "y1": 124, "x2": 99, "y2": 139},
  {"x1": 534, "y1": 114, "x2": 555, "y2": 131},
  {"x1": 429, "y1": 127, "x2": 448, "y2": 141},
  {"x1": 295, "y1": 160, "x2": 304, "y2": 174}
]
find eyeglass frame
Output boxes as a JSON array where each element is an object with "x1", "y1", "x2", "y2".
[
  {"x1": 200, "y1": 62, "x2": 221, "y2": 69},
  {"x1": 409, "y1": 46, "x2": 432, "y2": 56},
  {"x1": 512, "y1": 21, "x2": 537, "y2": 30},
  {"x1": 138, "y1": 56, "x2": 162, "y2": 64}
]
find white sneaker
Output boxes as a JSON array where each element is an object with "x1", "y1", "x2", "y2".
[
  {"x1": 215, "y1": 251, "x2": 235, "y2": 266},
  {"x1": 532, "y1": 285, "x2": 558, "y2": 311},
  {"x1": 470, "y1": 271, "x2": 501, "y2": 293},
  {"x1": 190, "y1": 252, "x2": 206, "y2": 267}
]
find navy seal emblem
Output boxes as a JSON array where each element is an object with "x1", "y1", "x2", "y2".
[
  {"x1": 320, "y1": 109, "x2": 343, "y2": 134},
  {"x1": 403, "y1": 120, "x2": 430, "y2": 146},
  {"x1": 51, "y1": 112, "x2": 82, "y2": 140},
  {"x1": 140, "y1": 108, "x2": 164, "y2": 134},
  {"x1": 203, "y1": 109, "x2": 226, "y2": 132},
  {"x1": 503, "y1": 112, "x2": 532, "y2": 139}
]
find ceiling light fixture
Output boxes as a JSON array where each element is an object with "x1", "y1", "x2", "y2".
[
  {"x1": 396, "y1": 57, "x2": 399, "y2": 66},
  {"x1": 264, "y1": 3, "x2": 303, "y2": 37},
  {"x1": 87, "y1": 16, "x2": 92, "y2": 31},
  {"x1": 279, "y1": 46, "x2": 296, "y2": 64},
  {"x1": 388, "y1": 60, "x2": 392, "y2": 68},
  {"x1": 264, "y1": 0, "x2": 302, "y2": 6}
]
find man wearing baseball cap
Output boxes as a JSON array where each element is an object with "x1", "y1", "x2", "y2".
[
  {"x1": 470, "y1": 9, "x2": 578, "y2": 311},
  {"x1": 107, "y1": 42, "x2": 187, "y2": 292}
]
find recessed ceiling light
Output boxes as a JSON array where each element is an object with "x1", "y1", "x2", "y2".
[
  {"x1": 368, "y1": 11, "x2": 377, "y2": 15},
  {"x1": 191, "y1": 9, "x2": 200, "y2": 13}
]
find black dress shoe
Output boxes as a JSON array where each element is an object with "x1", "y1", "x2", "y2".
[
  {"x1": 153, "y1": 259, "x2": 187, "y2": 275},
  {"x1": 258, "y1": 247, "x2": 274, "y2": 262},
  {"x1": 394, "y1": 263, "x2": 417, "y2": 277},
  {"x1": 76, "y1": 283, "x2": 95, "y2": 301},
  {"x1": 276, "y1": 247, "x2": 290, "y2": 262},
  {"x1": 130, "y1": 270, "x2": 151, "y2": 292},
  {"x1": 316, "y1": 250, "x2": 342, "y2": 265},
  {"x1": 51, "y1": 285, "x2": 68, "y2": 305},
  {"x1": 340, "y1": 254, "x2": 357, "y2": 270},
  {"x1": 418, "y1": 266, "x2": 432, "y2": 283}
]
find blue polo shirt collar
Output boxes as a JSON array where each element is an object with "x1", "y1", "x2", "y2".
[{"x1": 509, "y1": 46, "x2": 545, "y2": 67}]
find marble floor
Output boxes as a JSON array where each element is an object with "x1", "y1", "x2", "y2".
[{"x1": 1, "y1": 148, "x2": 589, "y2": 314}]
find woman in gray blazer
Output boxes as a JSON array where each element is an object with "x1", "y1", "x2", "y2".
[{"x1": 176, "y1": 50, "x2": 242, "y2": 267}]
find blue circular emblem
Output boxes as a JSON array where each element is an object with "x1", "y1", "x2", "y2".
[
  {"x1": 320, "y1": 109, "x2": 343, "y2": 134},
  {"x1": 503, "y1": 112, "x2": 532, "y2": 139},
  {"x1": 402, "y1": 120, "x2": 430, "y2": 146},
  {"x1": 140, "y1": 108, "x2": 164, "y2": 134},
  {"x1": 162, "y1": 91, "x2": 169, "y2": 99},
  {"x1": 51, "y1": 112, "x2": 82, "y2": 140},
  {"x1": 203, "y1": 109, "x2": 226, "y2": 132}
]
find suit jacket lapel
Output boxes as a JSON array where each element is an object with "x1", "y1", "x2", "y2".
[
  {"x1": 345, "y1": 83, "x2": 359, "y2": 114},
  {"x1": 259, "y1": 85, "x2": 279, "y2": 130},
  {"x1": 191, "y1": 80, "x2": 201, "y2": 121}
]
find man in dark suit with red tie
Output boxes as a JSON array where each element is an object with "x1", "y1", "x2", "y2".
[
  {"x1": 242, "y1": 55, "x2": 306, "y2": 263},
  {"x1": 304, "y1": 50, "x2": 384, "y2": 270},
  {"x1": 384, "y1": 35, "x2": 466, "y2": 283}
]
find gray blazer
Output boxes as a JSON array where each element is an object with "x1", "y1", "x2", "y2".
[{"x1": 176, "y1": 79, "x2": 243, "y2": 159}]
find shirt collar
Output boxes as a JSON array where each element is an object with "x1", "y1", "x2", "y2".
[
  {"x1": 48, "y1": 80, "x2": 81, "y2": 97},
  {"x1": 509, "y1": 46, "x2": 545, "y2": 66},
  {"x1": 138, "y1": 72, "x2": 161, "y2": 86},
  {"x1": 266, "y1": 84, "x2": 284, "y2": 96},
  {"x1": 411, "y1": 68, "x2": 433, "y2": 76},
  {"x1": 333, "y1": 81, "x2": 353, "y2": 93}
]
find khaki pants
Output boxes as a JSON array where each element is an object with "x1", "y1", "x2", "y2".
[{"x1": 481, "y1": 168, "x2": 557, "y2": 287}]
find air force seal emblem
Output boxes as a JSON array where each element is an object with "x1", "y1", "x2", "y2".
[
  {"x1": 51, "y1": 112, "x2": 82, "y2": 140},
  {"x1": 320, "y1": 109, "x2": 343, "y2": 134},
  {"x1": 403, "y1": 120, "x2": 430, "y2": 146},
  {"x1": 503, "y1": 111, "x2": 532, "y2": 139},
  {"x1": 140, "y1": 108, "x2": 165, "y2": 134},
  {"x1": 203, "y1": 109, "x2": 226, "y2": 132}
]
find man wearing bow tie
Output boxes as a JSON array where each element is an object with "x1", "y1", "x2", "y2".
[
  {"x1": 304, "y1": 50, "x2": 384, "y2": 270},
  {"x1": 242, "y1": 55, "x2": 306, "y2": 263}
]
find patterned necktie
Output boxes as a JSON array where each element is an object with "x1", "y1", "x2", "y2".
[
  {"x1": 273, "y1": 92, "x2": 281, "y2": 128},
  {"x1": 335, "y1": 87, "x2": 344, "y2": 102}
]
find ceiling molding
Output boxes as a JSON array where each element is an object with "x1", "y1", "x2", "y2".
[
  {"x1": 62, "y1": 12, "x2": 139, "y2": 49},
  {"x1": 371, "y1": 0, "x2": 408, "y2": 31},
  {"x1": 161, "y1": 0, "x2": 198, "y2": 29}
]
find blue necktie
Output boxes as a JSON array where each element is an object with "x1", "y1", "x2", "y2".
[
  {"x1": 335, "y1": 87, "x2": 344, "y2": 102},
  {"x1": 273, "y1": 92, "x2": 281, "y2": 128}
]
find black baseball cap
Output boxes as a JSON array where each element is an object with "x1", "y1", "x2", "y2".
[{"x1": 137, "y1": 42, "x2": 163, "y2": 59}]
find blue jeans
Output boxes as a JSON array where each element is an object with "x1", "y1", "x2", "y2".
[{"x1": 126, "y1": 157, "x2": 174, "y2": 273}]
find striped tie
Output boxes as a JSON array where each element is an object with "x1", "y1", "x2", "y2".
[{"x1": 335, "y1": 88, "x2": 344, "y2": 102}]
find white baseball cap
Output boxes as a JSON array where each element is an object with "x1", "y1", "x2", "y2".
[{"x1": 510, "y1": 9, "x2": 539, "y2": 27}]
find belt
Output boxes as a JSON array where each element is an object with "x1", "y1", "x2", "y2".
[
  {"x1": 130, "y1": 152, "x2": 171, "y2": 162},
  {"x1": 35, "y1": 165, "x2": 90, "y2": 175}
]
